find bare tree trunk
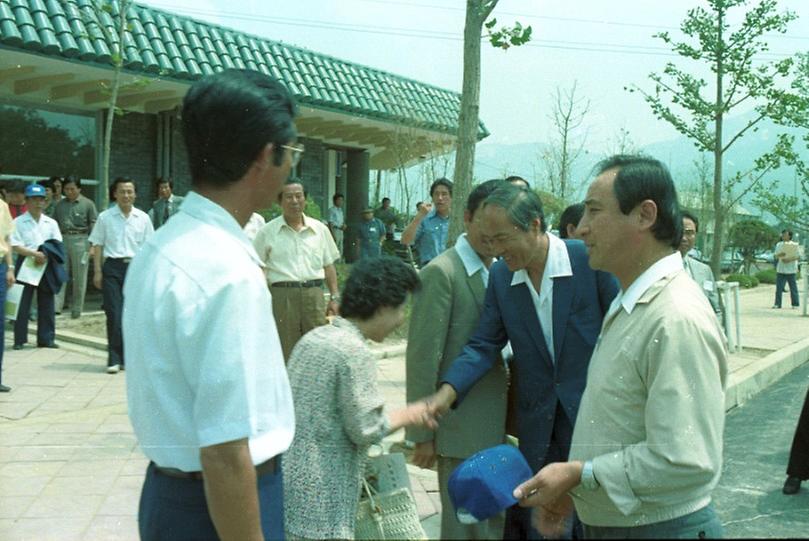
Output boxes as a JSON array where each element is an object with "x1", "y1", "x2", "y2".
[
  {"x1": 374, "y1": 169, "x2": 382, "y2": 206},
  {"x1": 448, "y1": 0, "x2": 497, "y2": 246},
  {"x1": 710, "y1": 6, "x2": 725, "y2": 277}
]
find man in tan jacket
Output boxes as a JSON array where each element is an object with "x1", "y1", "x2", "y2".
[
  {"x1": 406, "y1": 178, "x2": 508, "y2": 540},
  {"x1": 513, "y1": 155, "x2": 728, "y2": 539}
]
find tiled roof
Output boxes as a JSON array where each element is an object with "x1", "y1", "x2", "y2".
[{"x1": 0, "y1": 0, "x2": 488, "y2": 138}]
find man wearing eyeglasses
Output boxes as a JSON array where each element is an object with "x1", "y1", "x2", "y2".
[
  {"x1": 679, "y1": 211, "x2": 721, "y2": 321},
  {"x1": 253, "y1": 175, "x2": 340, "y2": 361}
]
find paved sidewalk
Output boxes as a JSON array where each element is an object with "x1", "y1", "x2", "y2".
[{"x1": 0, "y1": 283, "x2": 807, "y2": 540}]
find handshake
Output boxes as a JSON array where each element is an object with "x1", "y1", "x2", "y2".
[{"x1": 387, "y1": 384, "x2": 458, "y2": 434}]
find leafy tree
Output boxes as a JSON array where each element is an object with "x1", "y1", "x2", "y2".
[
  {"x1": 629, "y1": 0, "x2": 803, "y2": 276},
  {"x1": 728, "y1": 218, "x2": 778, "y2": 274},
  {"x1": 448, "y1": 1, "x2": 531, "y2": 244}
]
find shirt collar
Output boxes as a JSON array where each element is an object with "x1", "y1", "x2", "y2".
[
  {"x1": 510, "y1": 233, "x2": 573, "y2": 286},
  {"x1": 454, "y1": 233, "x2": 489, "y2": 278},
  {"x1": 180, "y1": 191, "x2": 262, "y2": 266},
  {"x1": 613, "y1": 251, "x2": 683, "y2": 315},
  {"x1": 280, "y1": 213, "x2": 313, "y2": 231}
]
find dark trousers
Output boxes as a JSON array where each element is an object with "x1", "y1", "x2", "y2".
[
  {"x1": 0, "y1": 263, "x2": 7, "y2": 385},
  {"x1": 775, "y1": 272, "x2": 799, "y2": 307},
  {"x1": 102, "y1": 258, "x2": 127, "y2": 367},
  {"x1": 504, "y1": 403, "x2": 581, "y2": 540},
  {"x1": 582, "y1": 505, "x2": 722, "y2": 539},
  {"x1": 787, "y1": 387, "x2": 809, "y2": 480},
  {"x1": 139, "y1": 462, "x2": 285, "y2": 541},
  {"x1": 14, "y1": 281, "x2": 55, "y2": 347}
]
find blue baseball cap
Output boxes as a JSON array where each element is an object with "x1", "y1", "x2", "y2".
[
  {"x1": 25, "y1": 184, "x2": 46, "y2": 198},
  {"x1": 448, "y1": 444, "x2": 533, "y2": 523}
]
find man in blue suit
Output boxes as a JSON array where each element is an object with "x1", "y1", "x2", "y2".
[{"x1": 430, "y1": 184, "x2": 618, "y2": 538}]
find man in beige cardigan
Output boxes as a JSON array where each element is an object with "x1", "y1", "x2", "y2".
[
  {"x1": 406, "y1": 178, "x2": 508, "y2": 540},
  {"x1": 513, "y1": 155, "x2": 728, "y2": 539}
]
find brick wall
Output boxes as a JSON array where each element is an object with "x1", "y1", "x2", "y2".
[
  {"x1": 297, "y1": 136, "x2": 326, "y2": 215},
  {"x1": 169, "y1": 113, "x2": 193, "y2": 197},
  {"x1": 109, "y1": 111, "x2": 157, "y2": 211}
]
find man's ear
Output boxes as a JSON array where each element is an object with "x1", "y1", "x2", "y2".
[{"x1": 637, "y1": 199, "x2": 658, "y2": 232}]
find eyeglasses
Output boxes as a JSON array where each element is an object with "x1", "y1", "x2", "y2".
[{"x1": 282, "y1": 143, "x2": 305, "y2": 167}]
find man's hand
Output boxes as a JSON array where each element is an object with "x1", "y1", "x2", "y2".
[
  {"x1": 33, "y1": 251, "x2": 46, "y2": 265},
  {"x1": 388, "y1": 400, "x2": 439, "y2": 433},
  {"x1": 326, "y1": 299, "x2": 339, "y2": 317},
  {"x1": 93, "y1": 272, "x2": 102, "y2": 290},
  {"x1": 418, "y1": 202, "x2": 432, "y2": 217},
  {"x1": 533, "y1": 494, "x2": 575, "y2": 539},
  {"x1": 5, "y1": 268, "x2": 14, "y2": 288},
  {"x1": 427, "y1": 383, "x2": 457, "y2": 417},
  {"x1": 412, "y1": 440, "x2": 438, "y2": 469},
  {"x1": 513, "y1": 461, "x2": 583, "y2": 508}
]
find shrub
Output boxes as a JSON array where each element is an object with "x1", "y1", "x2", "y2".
[
  {"x1": 726, "y1": 273, "x2": 759, "y2": 288},
  {"x1": 755, "y1": 269, "x2": 777, "y2": 284}
]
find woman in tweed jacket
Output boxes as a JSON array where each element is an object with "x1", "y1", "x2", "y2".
[{"x1": 283, "y1": 256, "x2": 437, "y2": 540}]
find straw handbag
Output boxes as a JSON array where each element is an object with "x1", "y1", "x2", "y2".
[{"x1": 355, "y1": 478, "x2": 426, "y2": 540}]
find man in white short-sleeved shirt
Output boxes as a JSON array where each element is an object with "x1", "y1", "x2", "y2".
[
  {"x1": 124, "y1": 69, "x2": 298, "y2": 541},
  {"x1": 253, "y1": 179, "x2": 340, "y2": 360},
  {"x1": 10, "y1": 183, "x2": 62, "y2": 350},
  {"x1": 89, "y1": 178, "x2": 153, "y2": 374}
]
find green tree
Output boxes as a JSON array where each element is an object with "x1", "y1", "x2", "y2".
[
  {"x1": 728, "y1": 218, "x2": 778, "y2": 274},
  {"x1": 448, "y1": 1, "x2": 531, "y2": 245},
  {"x1": 629, "y1": 0, "x2": 802, "y2": 277}
]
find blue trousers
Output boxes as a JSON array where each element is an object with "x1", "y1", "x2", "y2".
[
  {"x1": 775, "y1": 272, "x2": 799, "y2": 308},
  {"x1": 583, "y1": 504, "x2": 723, "y2": 539},
  {"x1": 14, "y1": 280, "x2": 55, "y2": 347},
  {"x1": 0, "y1": 263, "x2": 7, "y2": 385},
  {"x1": 139, "y1": 462, "x2": 285, "y2": 541}
]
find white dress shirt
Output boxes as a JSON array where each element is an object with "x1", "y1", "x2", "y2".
[
  {"x1": 89, "y1": 204, "x2": 154, "y2": 258},
  {"x1": 10, "y1": 212, "x2": 62, "y2": 250},
  {"x1": 454, "y1": 233, "x2": 490, "y2": 287},
  {"x1": 253, "y1": 214, "x2": 339, "y2": 283},
  {"x1": 123, "y1": 192, "x2": 295, "y2": 471},
  {"x1": 510, "y1": 233, "x2": 572, "y2": 363}
]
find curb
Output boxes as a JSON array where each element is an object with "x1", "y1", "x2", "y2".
[
  {"x1": 372, "y1": 343, "x2": 406, "y2": 360},
  {"x1": 725, "y1": 336, "x2": 809, "y2": 411}
]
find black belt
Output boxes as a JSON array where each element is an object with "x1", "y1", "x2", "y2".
[
  {"x1": 152, "y1": 456, "x2": 278, "y2": 481},
  {"x1": 107, "y1": 257, "x2": 132, "y2": 264},
  {"x1": 64, "y1": 230, "x2": 89, "y2": 235},
  {"x1": 271, "y1": 279, "x2": 323, "y2": 288}
]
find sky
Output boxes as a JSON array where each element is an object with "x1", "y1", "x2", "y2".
[{"x1": 138, "y1": 0, "x2": 809, "y2": 154}]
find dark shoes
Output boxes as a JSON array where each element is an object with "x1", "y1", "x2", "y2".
[
  {"x1": 783, "y1": 476, "x2": 802, "y2": 495},
  {"x1": 0, "y1": 384, "x2": 10, "y2": 392},
  {"x1": 37, "y1": 343, "x2": 59, "y2": 349},
  {"x1": 12, "y1": 344, "x2": 23, "y2": 350}
]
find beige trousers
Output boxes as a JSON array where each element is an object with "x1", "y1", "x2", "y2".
[
  {"x1": 438, "y1": 455, "x2": 506, "y2": 540},
  {"x1": 270, "y1": 285, "x2": 327, "y2": 361}
]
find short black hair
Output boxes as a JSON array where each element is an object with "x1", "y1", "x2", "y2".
[
  {"x1": 782, "y1": 229, "x2": 793, "y2": 240},
  {"x1": 557, "y1": 202, "x2": 585, "y2": 239},
  {"x1": 382, "y1": 197, "x2": 391, "y2": 204},
  {"x1": 111, "y1": 177, "x2": 136, "y2": 195},
  {"x1": 483, "y1": 183, "x2": 546, "y2": 232},
  {"x1": 7, "y1": 179, "x2": 25, "y2": 194},
  {"x1": 332, "y1": 192, "x2": 344, "y2": 203},
  {"x1": 594, "y1": 154, "x2": 682, "y2": 249},
  {"x1": 156, "y1": 177, "x2": 173, "y2": 189},
  {"x1": 62, "y1": 175, "x2": 81, "y2": 189},
  {"x1": 429, "y1": 177, "x2": 453, "y2": 197},
  {"x1": 505, "y1": 175, "x2": 530, "y2": 189},
  {"x1": 340, "y1": 256, "x2": 420, "y2": 320},
  {"x1": 467, "y1": 179, "x2": 506, "y2": 217},
  {"x1": 681, "y1": 210, "x2": 699, "y2": 232},
  {"x1": 182, "y1": 69, "x2": 297, "y2": 187}
]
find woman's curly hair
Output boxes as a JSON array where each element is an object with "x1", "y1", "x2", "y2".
[{"x1": 340, "y1": 256, "x2": 420, "y2": 320}]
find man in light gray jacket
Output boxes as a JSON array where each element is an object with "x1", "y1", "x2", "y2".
[{"x1": 680, "y1": 211, "x2": 722, "y2": 322}]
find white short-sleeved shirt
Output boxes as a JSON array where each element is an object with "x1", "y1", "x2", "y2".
[
  {"x1": 253, "y1": 214, "x2": 340, "y2": 284},
  {"x1": 88, "y1": 204, "x2": 154, "y2": 258},
  {"x1": 10, "y1": 212, "x2": 62, "y2": 250},
  {"x1": 123, "y1": 192, "x2": 295, "y2": 471}
]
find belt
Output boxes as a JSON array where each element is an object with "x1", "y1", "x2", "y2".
[
  {"x1": 271, "y1": 279, "x2": 324, "y2": 288},
  {"x1": 64, "y1": 230, "x2": 89, "y2": 235},
  {"x1": 152, "y1": 456, "x2": 278, "y2": 481},
  {"x1": 107, "y1": 257, "x2": 132, "y2": 264}
]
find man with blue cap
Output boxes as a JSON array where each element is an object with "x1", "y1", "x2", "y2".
[{"x1": 10, "y1": 184, "x2": 63, "y2": 350}]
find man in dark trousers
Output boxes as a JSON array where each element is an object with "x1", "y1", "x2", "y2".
[
  {"x1": 89, "y1": 177, "x2": 154, "y2": 374},
  {"x1": 783, "y1": 387, "x2": 809, "y2": 494}
]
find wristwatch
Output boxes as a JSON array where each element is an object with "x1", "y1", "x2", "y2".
[
  {"x1": 329, "y1": 293, "x2": 341, "y2": 303},
  {"x1": 580, "y1": 460, "x2": 600, "y2": 491}
]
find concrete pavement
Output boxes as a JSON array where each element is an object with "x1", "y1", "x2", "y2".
[{"x1": 1, "y1": 283, "x2": 808, "y2": 539}]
